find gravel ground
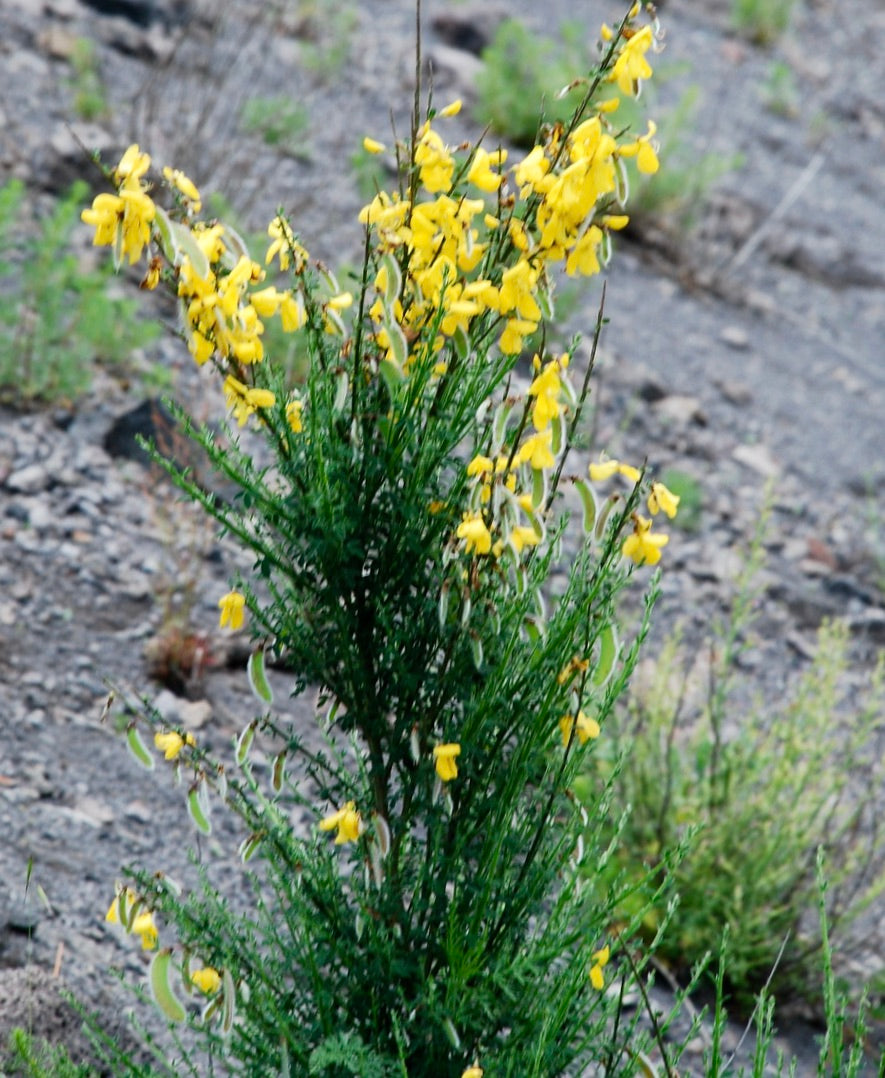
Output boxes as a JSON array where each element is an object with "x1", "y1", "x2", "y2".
[{"x1": 0, "y1": 0, "x2": 883, "y2": 1073}]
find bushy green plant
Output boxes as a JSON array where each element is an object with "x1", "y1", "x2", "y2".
[
  {"x1": 2, "y1": 1029, "x2": 95, "y2": 1078},
  {"x1": 589, "y1": 507, "x2": 885, "y2": 1008},
  {"x1": 67, "y1": 37, "x2": 109, "y2": 122},
  {"x1": 238, "y1": 96, "x2": 311, "y2": 158},
  {"x1": 732, "y1": 0, "x2": 795, "y2": 45},
  {"x1": 81, "y1": 7, "x2": 706, "y2": 1074},
  {"x1": 474, "y1": 18, "x2": 588, "y2": 147},
  {"x1": 0, "y1": 180, "x2": 160, "y2": 406}
]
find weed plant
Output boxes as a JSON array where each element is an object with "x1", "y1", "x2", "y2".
[
  {"x1": 589, "y1": 506, "x2": 885, "y2": 1011},
  {"x1": 732, "y1": 0, "x2": 796, "y2": 46},
  {"x1": 0, "y1": 181, "x2": 159, "y2": 406}
]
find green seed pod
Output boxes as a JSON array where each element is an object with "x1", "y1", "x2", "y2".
[
  {"x1": 221, "y1": 969, "x2": 236, "y2": 1035},
  {"x1": 574, "y1": 479, "x2": 598, "y2": 535},
  {"x1": 235, "y1": 721, "x2": 257, "y2": 769},
  {"x1": 126, "y1": 725, "x2": 154, "y2": 771},
  {"x1": 187, "y1": 782, "x2": 212, "y2": 835},
  {"x1": 149, "y1": 949, "x2": 186, "y2": 1023},
  {"x1": 247, "y1": 649, "x2": 273, "y2": 704},
  {"x1": 593, "y1": 623, "x2": 620, "y2": 687}
]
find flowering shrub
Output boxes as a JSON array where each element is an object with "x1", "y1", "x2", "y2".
[{"x1": 83, "y1": 5, "x2": 695, "y2": 1074}]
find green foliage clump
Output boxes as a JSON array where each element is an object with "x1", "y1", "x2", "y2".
[
  {"x1": 2, "y1": 1029, "x2": 95, "y2": 1078},
  {"x1": 239, "y1": 96, "x2": 312, "y2": 158},
  {"x1": 67, "y1": 38, "x2": 109, "y2": 122},
  {"x1": 0, "y1": 180, "x2": 160, "y2": 406},
  {"x1": 732, "y1": 0, "x2": 795, "y2": 45},
  {"x1": 475, "y1": 19, "x2": 587, "y2": 147},
  {"x1": 591, "y1": 509, "x2": 885, "y2": 1006}
]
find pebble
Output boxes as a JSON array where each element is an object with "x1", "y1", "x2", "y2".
[
  {"x1": 719, "y1": 324, "x2": 749, "y2": 350},
  {"x1": 5, "y1": 463, "x2": 49, "y2": 494}
]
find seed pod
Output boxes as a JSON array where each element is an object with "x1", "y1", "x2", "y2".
[
  {"x1": 247, "y1": 649, "x2": 273, "y2": 704},
  {"x1": 593, "y1": 624, "x2": 619, "y2": 687},
  {"x1": 149, "y1": 949, "x2": 186, "y2": 1023},
  {"x1": 221, "y1": 969, "x2": 236, "y2": 1035},
  {"x1": 187, "y1": 781, "x2": 211, "y2": 835},
  {"x1": 126, "y1": 725, "x2": 154, "y2": 771},
  {"x1": 574, "y1": 479, "x2": 598, "y2": 535},
  {"x1": 271, "y1": 751, "x2": 286, "y2": 792},
  {"x1": 235, "y1": 721, "x2": 257, "y2": 769}
]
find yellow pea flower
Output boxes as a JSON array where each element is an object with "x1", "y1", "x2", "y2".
[
  {"x1": 462, "y1": 1067, "x2": 483, "y2": 1078},
  {"x1": 438, "y1": 98, "x2": 462, "y2": 117},
  {"x1": 191, "y1": 967, "x2": 222, "y2": 995},
  {"x1": 362, "y1": 136, "x2": 386, "y2": 154},
  {"x1": 610, "y1": 24, "x2": 654, "y2": 96},
  {"x1": 559, "y1": 711, "x2": 600, "y2": 747},
  {"x1": 648, "y1": 481, "x2": 680, "y2": 519},
  {"x1": 132, "y1": 910, "x2": 159, "y2": 951},
  {"x1": 154, "y1": 730, "x2": 196, "y2": 761},
  {"x1": 622, "y1": 515, "x2": 668, "y2": 566},
  {"x1": 162, "y1": 166, "x2": 201, "y2": 212},
  {"x1": 466, "y1": 454, "x2": 494, "y2": 478},
  {"x1": 468, "y1": 147, "x2": 507, "y2": 193},
  {"x1": 517, "y1": 429, "x2": 555, "y2": 471},
  {"x1": 218, "y1": 590, "x2": 245, "y2": 630},
  {"x1": 433, "y1": 743, "x2": 461, "y2": 782},
  {"x1": 319, "y1": 801, "x2": 363, "y2": 844},
  {"x1": 589, "y1": 457, "x2": 640, "y2": 483},
  {"x1": 286, "y1": 398, "x2": 304, "y2": 434},
  {"x1": 456, "y1": 512, "x2": 492, "y2": 556},
  {"x1": 589, "y1": 944, "x2": 610, "y2": 990}
]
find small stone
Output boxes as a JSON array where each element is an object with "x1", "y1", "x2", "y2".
[
  {"x1": 719, "y1": 325, "x2": 749, "y2": 350},
  {"x1": 179, "y1": 699, "x2": 213, "y2": 731},
  {"x1": 652, "y1": 395, "x2": 707, "y2": 426},
  {"x1": 5, "y1": 463, "x2": 50, "y2": 494},
  {"x1": 733, "y1": 442, "x2": 779, "y2": 477}
]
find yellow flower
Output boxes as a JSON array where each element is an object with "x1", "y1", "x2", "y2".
[
  {"x1": 588, "y1": 457, "x2": 640, "y2": 483},
  {"x1": 154, "y1": 730, "x2": 196, "y2": 761},
  {"x1": 114, "y1": 144, "x2": 151, "y2": 186},
  {"x1": 218, "y1": 590, "x2": 245, "y2": 630},
  {"x1": 528, "y1": 357, "x2": 564, "y2": 431},
  {"x1": 610, "y1": 24, "x2": 654, "y2": 95},
  {"x1": 516, "y1": 429, "x2": 555, "y2": 471},
  {"x1": 456, "y1": 512, "x2": 492, "y2": 556},
  {"x1": 132, "y1": 910, "x2": 159, "y2": 950},
  {"x1": 415, "y1": 127, "x2": 455, "y2": 193},
  {"x1": 499, "y1": 317, "x2": 537, "y2": 355},
  {"x1": 466, "y1": 454, "x2": 494, "y2": 478},
  {"x1": 438, "y1": 98, "x2": 462, "y2": 117},
  {"x1": 559, "y1": 711, "x2": 600, "y2": 746},
  {"x1": 223, "y1": 375, "x2": 276, "y2": 425},
  {"x1": 462, "y1": 1067, "x2": 483, "y2": 1078},
  {"x1": 468, "y1": 147, "x2": 507, "y2": 193},
  {"x1": 648, "y1": 481, "x2": 680, "y2": 519},
  {"x1": 319, "y1": 801, "x2": 363, "y2": 844},
  {"x1": 510, "y1": 525, "x2": 541, "y2": 554},
  {"x1": 622, "y1": 515, "x2": 668, "y2": 566},
  {"x1": 362, "y1": 136, "x2": 386, "y2": 154},
  {"x1": 433, "y1": 743, "x2": 461, "y2": 782},
  {"x1": 589, "y1": 944, "x2": 610, "y2": 990},
  {"x1": 162, "y1": 165, "x2": 201, "y2": 211},
  {"x1": 286, "y1": 398, "x2": 304, "y2": 434},
  {"x1": 191, "y1": 967, "x2": 222, "y2": 995},
  {"x1": 618, "y1": 120, "x2": 660, "y2": 175}
]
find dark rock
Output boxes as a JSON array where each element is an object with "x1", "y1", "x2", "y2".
[
  {"x1": 432, "y1": 7, "x2": 509, "y2": 56},
  {"x1": 102, "y1": 398, "x2": 179, "y2": 466}
]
